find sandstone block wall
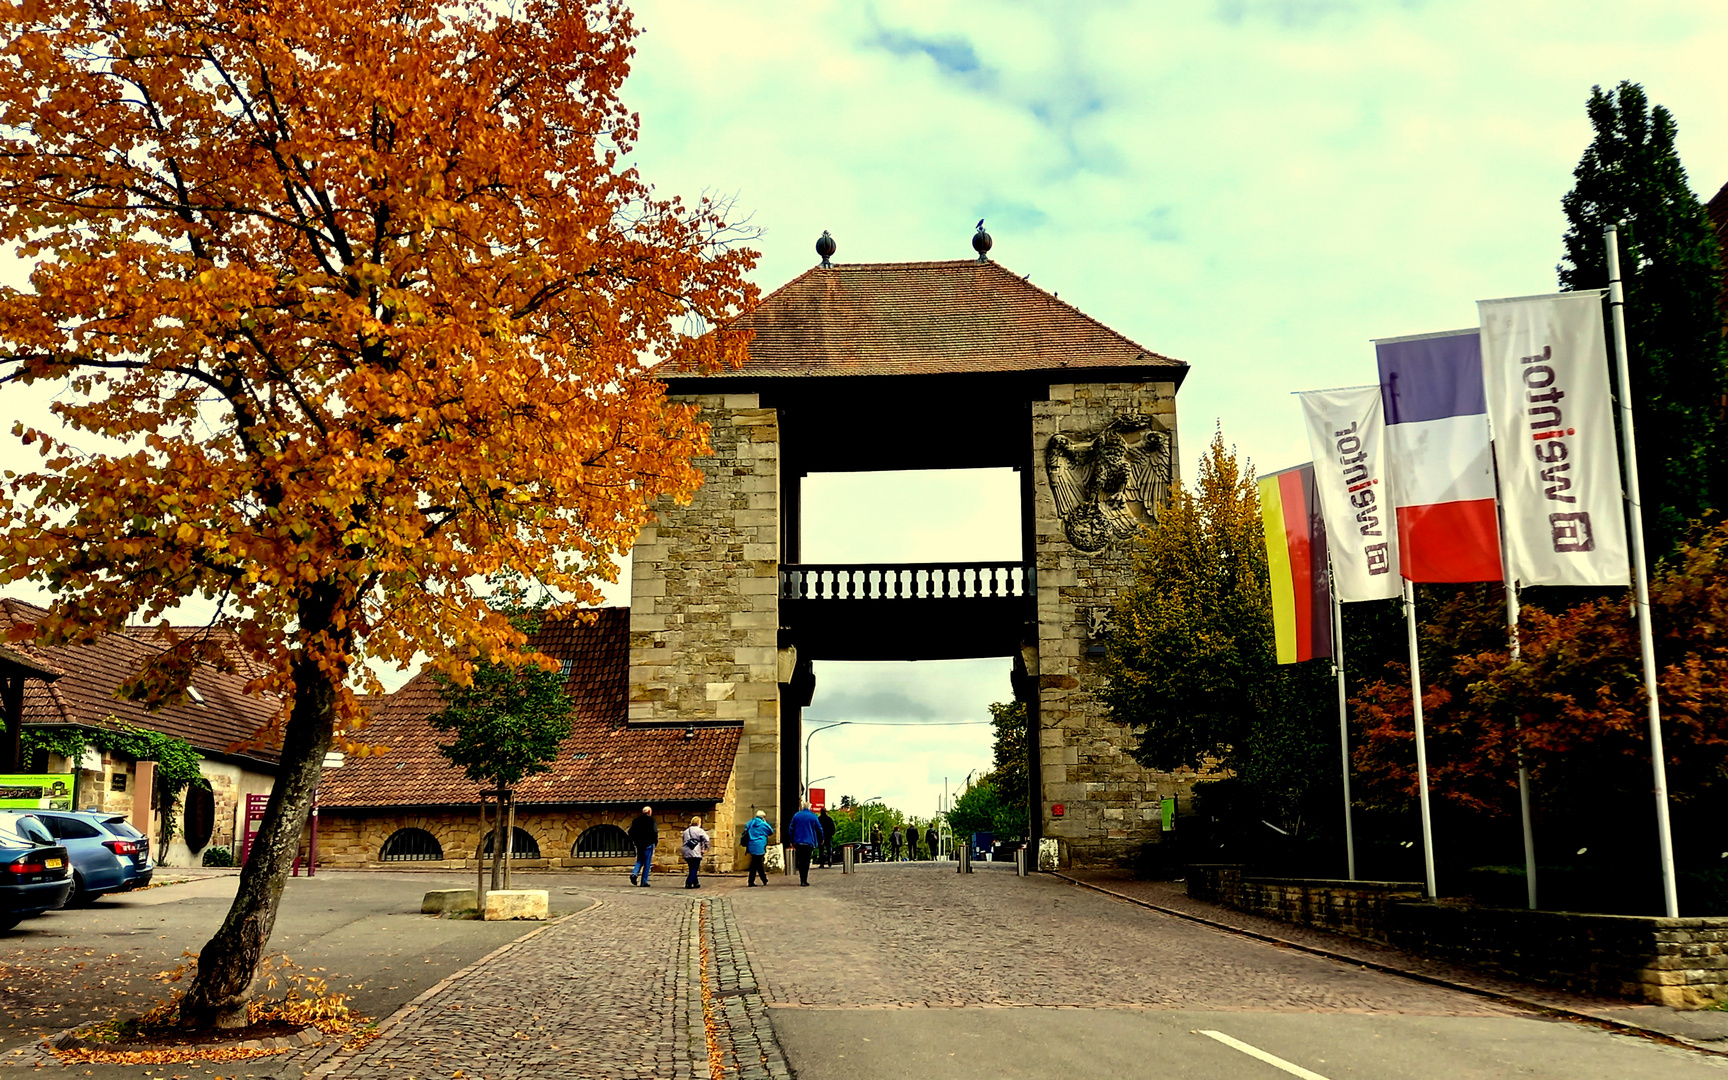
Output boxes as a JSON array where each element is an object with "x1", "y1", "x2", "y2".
[
  {"x1": 1189, "y1": 866, "x2": 1728, "y2": 1009},
  {"x1": 317, "y1": 805, "x2": 738, "y2": 873},
  {"x1": 1187, "y1": 864, "x2": 1426, "y2": 942},
  {"x1": 629, "y1": 394, "x2": 781, "y2": 827},
  {"x1": 1031, "y1": 380, "x2": 1199, "y2": 866}
]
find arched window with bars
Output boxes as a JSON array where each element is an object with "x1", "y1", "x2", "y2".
[
  {"x1": 572, "y1": 824, "x2": 632, "y2": 859},
  {"x1": 380, "y1": 827, "x2": 443, "y2": 862},
  {"x1": 478, "y1": 827, "x2": 541, "y2": 859}
]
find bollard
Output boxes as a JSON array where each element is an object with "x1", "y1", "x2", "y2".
[
  {"x1": 958, "y1": 843, "x2": 972, "y2": 874},
  {"x1": 783, "y1": 844, "x2": 794, "y2": 875},
  {"x1": 842, "y1": 843, "x2": 854, "y2": 874}
]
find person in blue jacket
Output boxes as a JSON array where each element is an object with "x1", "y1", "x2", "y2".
[
  {"x1": 743, "y1": 810, "x2": 775, "y2": 886},
  {"x1": 789, "y1": 802, "x2": 824, "y2": 886}
]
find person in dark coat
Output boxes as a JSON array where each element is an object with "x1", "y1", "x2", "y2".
[
  {"x1": 628, "y1": 805, "x2": 657, "y2": 887},
  {"x1": 925, "y1": 825, "x2": 939, "y2": 860},
  {"x1": 818, "y1": 808, "x2": 837, "y2": 867},
  {"x1": 905, "y1": 823, "x2": 920, "y2": 860},
  {"x1": 870, "y1": 821, "x2": 883, "y2": 862},
  {"x1": 888, "y1": 825, "x2": 903, "y2": 862},
  {"x1": 789, "y1": 802, "x2": 824, "y2": 886}
]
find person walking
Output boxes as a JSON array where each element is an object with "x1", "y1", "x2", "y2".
[
  {"x1": 889, "y1": 824, "x2": 903, "y2": 862},
  {"x1": 790, "y1": 802, "x2": 824, "y2": 886},
  {"x1": 926, "y1": 824, "x2": 939, "y2": 861},
  {"x1": 743, "y1": 810, "x2": 774, "y2": 886},
  {"x1": 905, "y1": 823, "x2": 920, "y2": 861},
  {"x1": 681, "y1": 816, "x2": 711, "y2": 889},
  {"x1": 818, "y1": 807, "x2": 836, "y2": 867},
  {"x1": 870, "y1": 821, "x2": 883, "y2": 862},
  {"x1": 628, "y1": 805, "x2": 657, "y2": 887}
]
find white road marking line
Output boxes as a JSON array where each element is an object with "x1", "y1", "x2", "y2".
[{"x1": 1197, "y1": 1030, "x2": 1333, "y2": 1080}]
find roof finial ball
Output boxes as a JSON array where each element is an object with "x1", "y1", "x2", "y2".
[
  {"x1": 816, "y1": 229, "x2": 837, "y2": 269},
  {"x1": 973, "y1": 219, "x2": 992, "y2": 262}
]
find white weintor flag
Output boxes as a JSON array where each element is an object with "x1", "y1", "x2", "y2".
[
  {"x1": 1478, "y1": 292, "x2": 1629, "y2": 587},
  {"x1": 1300, "y1": 387, "x2": 1401, "y2": 601}
]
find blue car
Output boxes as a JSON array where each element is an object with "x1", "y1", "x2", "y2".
[
  {"x1": 0, "y1": 813, "x2": 73, "y2": 931},
  {"x1": 0, "y1": 810, "x2": 153, "y2": 906}
]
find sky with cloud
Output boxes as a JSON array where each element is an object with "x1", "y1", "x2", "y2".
[{"x1": 5, "y1": 1, "x2": 1727, "y2": 818}]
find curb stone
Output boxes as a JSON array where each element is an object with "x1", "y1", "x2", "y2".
[{"x1": 1054, "y1": 871, "x2": 1728, "y2": 1057}]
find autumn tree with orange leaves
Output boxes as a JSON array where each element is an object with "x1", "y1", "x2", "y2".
[
  {"x1": 0, "y1": 0, "x2": 754, "y2": 1026},
  {"x1": 1350, "y1": 518, "x2": 1728, "y2": 912}
]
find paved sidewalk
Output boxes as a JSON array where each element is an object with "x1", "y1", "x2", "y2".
[{"x1": 1064, "y1": 870, "x2": 1728, "y2": 1050}]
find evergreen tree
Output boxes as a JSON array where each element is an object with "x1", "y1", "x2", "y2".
[
  {"x1": 1558, "y1": 81, "x2": 1727, "y2": 558},
  {"x1": 1101, "y1": 429, "x2": 1336, "y2": 833}
]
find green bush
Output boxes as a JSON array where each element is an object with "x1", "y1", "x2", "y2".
[{"x1": 201, "y1": 845, "x2": 235, "y2": 868}]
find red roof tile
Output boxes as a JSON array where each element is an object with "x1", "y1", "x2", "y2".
[
  {"x1": 704, "y1": 259, "x2": 1186, "y2": 380},
  {"x1": 318, "y1": 608, "x2": 739, "y2": 808},
  {"x1": 1, "y1": 597, "x2": 283, "y2": 765}
]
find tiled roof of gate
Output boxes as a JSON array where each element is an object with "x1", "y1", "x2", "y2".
[
  {"x1": 0, "y1": 597, "x2": 282, "y2": 765},
  {"x1": 702, "y1": 259, "x2": 1185, "y2": 379},
  {"x1": 318, "y1": 608, "x2": 740, "y2": 808}
]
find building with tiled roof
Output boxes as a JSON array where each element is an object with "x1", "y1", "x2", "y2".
[
  {"x1": 0, "y1": 596, "x2": 282, "y2": 866},
  {"x1": 316, "y1": 608, "x2": 744, "y2": 871},
  {"x1": 643, "y1": 241, "x2": 1199, "y2": 868}
]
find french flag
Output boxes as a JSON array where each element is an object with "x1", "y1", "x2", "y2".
[{"x1": 1375, "y1": 329, "x2": 1503, "y2": 583}]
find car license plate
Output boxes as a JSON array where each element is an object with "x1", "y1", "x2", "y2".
[{"x1": 45, "y1": 858, "x2": 63, "y2": 869}]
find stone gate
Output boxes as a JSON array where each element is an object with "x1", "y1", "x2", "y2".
[{"x1": 628, "y1": 250, "x2": 1200, "y2": 865}]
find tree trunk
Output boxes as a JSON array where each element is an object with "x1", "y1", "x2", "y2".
[
  {"x1": 490, "y1": 789, "x2": 506, "y2": 893},
  {"x1": 178, "y1": 609, "x2": 341, "y2": 1029}
]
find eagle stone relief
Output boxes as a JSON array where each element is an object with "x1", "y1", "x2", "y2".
[{"x1": 1046, "y1": 415, "x2": 1171, "y2": 553}]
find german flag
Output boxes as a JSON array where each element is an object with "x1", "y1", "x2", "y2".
[{"x1": 1258, "y1": 463, "x2": 1333, "y2": 664}]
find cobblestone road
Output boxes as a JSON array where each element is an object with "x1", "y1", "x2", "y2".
[{"x1": 731, "y1": 863, "x2": 1519, "y2": 1014}]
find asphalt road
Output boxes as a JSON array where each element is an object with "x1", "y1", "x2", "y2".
[
  {"x1": 0, "y1": 868, "x2": 591, "y2": 1056},
  {"x1": 734, "y1": 863, "x2": 1728, "y2": 1080},
  {"x1": 770, "y1": 1008, "x2": 1728, "y2": 1080}
]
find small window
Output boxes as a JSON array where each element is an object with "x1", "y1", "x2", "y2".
[
  {"x1": 573, "y1": 824, "x2": 632, "y2": 859},
  {"x1": 109, "y1": 772, "x2": 128, "y2": 792},
  {"x1": 188, "y1": 686, "x2": 206, "y2": 705},
  {"x1": 479, "y1": 827, "x2": 540, "y2": 859},
  {"x1": 558, "y1": 659, "x2": 575, "y2": 678},
  {"x1": 380, "y1": 827, "x2": 443, "y2": 862},
  {"x1": 102, "y1": 818, "x2": 144, "y2": 839}
]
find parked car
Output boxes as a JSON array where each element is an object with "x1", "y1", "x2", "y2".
[
  {"x1": 0, "y1": 810, "x2": 153, "y2": 906},
  {"x1": 0, "y1": 813, "x2": 73, "y2": 931}
]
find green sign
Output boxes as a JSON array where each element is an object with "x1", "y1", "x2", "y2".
[{"x1": 0, "y1": 773, "x2": 75, "y2": 810}]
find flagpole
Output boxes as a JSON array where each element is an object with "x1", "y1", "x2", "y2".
[
  {"x1": 1505, "y1": 578, "x2": 1538, "y2": 910},
  {"x1": 1403, "y1": 577, "x2": 1438, "y2": 899},
  {"x1": 1605, "y1": 223, "x2": 1681, "y2": 918},
  {"x1": 1332, "y1": 555, "x2": 1356, "y2": 880}
]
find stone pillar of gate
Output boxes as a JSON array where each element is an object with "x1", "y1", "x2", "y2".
[
  {"x1": 1030, "y1": 380, "x2": 1183, "y2": 866},
  {"x1": 629, "y1": 393, "x2": 782, "y2": 827}
]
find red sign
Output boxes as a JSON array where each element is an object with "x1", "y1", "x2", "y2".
[
  {"x1": 1051, "y1": 803, "x2": 1065, "y2": 817},
  {"x1": 809, "y1": 787, "x2": 826, "y2": 811}
]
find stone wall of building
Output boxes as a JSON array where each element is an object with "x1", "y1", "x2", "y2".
[
  {"x1": 629, "y1": 394, "x2": 781, "y2": 826},
  {"x1": 1030, "y1": 380, "x2": 1201, "y2": 866},
  {"x1": 317, "y1": 805, "x2": 737, "y2": 872}
]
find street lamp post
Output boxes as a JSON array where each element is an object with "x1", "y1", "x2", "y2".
[
  {"x1": 804, "y1": 721, "x2": 851, "y2": 800},
  {"x1": 858, "y1": 795, "x2": 882, "y2": 863}
]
